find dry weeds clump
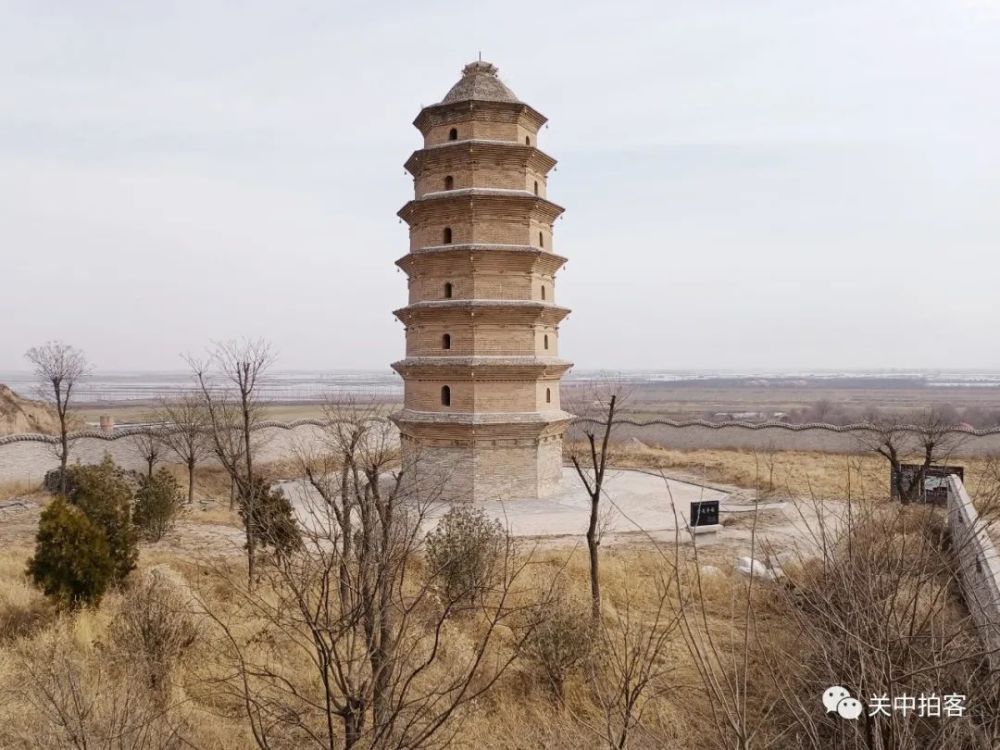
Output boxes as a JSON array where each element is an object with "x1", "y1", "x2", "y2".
[
  {"x1": 109, "y1": 568, "x2": 197, "y2": 694},
  {"x1": 0, "y1": 547, "x2": 51, "y2": 643},
  {"x1": 0, "y1": 604, "x2": 187, "y2": 749},
  {"x1": 523, "y1": 586, "x2": 592, "y2": 701}
]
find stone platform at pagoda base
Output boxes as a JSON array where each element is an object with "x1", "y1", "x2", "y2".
[
  {"x1": 282, "y1": 468, "x2": 729, "y2": 545},
  {"x1": 423, "y1": 467, "x2": 729, "y2": 542}
]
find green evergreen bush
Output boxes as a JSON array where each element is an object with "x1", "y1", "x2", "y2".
[
  {"x1": 240, "y1": 479, "x2": 301, "y2": 558},
  {"x1": 27, "y1": 498, "x2": 114, "y2": 608},
  {"x1": 67, "y1": 456, "x2": 138, "y2": 584},
  {"x1": 134, "y1": 469, "x2": 183, "y2": 542}
]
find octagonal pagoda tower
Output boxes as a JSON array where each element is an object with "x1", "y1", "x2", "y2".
[{"x1": 392, "y1": 61, "x2": 572, "y2": 502}]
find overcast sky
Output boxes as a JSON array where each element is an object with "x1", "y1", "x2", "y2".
[{"x1": 2, "y1": 0, "x2": 998, "y2": 372}]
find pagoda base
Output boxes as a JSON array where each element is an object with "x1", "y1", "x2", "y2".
[{"x1": 394, "y1": 412, "x2": 570, "y2": 503}]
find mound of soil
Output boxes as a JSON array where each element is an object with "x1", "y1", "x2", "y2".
[{"x1": 0, "y1": 384, "x2": 63, "y2": 436}]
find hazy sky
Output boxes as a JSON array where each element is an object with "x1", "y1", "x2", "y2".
[{"x1": 2, "y1": 1, "x2": 998, "y2": 372}]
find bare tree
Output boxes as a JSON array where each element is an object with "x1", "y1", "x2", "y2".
[
  {"x1": 186, "y1": 338, "x2": 275, "y2": 583},
  {"x1": 585, "y1": 571, "x2": 682, "y2": 750},
  {"x1": 194, "y1": 399, "x2": 546, "y2": 749},
  {"x1": 857, "y1": 408, "x2": 966, "y2": 503},
  {"x1": 567, "y1": 378, "x2": 630, "y2": 624},
  {"x1": 156, "y1": 394, "x2": 212, "y2": 503},
  {"x1": 24, "y1": 341, "x2": 90, "y2": 494},
  {"x1": 131, "y1": 424, "x2": 165, "y2": 479}
]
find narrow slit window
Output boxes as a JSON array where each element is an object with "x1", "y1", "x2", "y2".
[
  {"x1": 444, "y1": 282, "x2": 453, "y2": 298},
  {"x1": 539, "y1": 232, "x2": 544, "y2": 248},
  {"x1": 543, "y1": 334, "x2": 549, "y2": 350},
  {"x1": 546, "y1": 388, "x2": 551, "y2": 404},
  {"x1": 442, "y1": 334, "x2": 451, "y2": 350},
  {"x1": 541, "y1": 286, "x2": 546, "y2": 300},
  {"x1": 443, "y1": 227, "x2": 452, "y2": 244},
  {"x1": 444, "y1": 175, "x2": 454, "y2": 190},
  {"x1": 448, "y1": 128, "x2": 458, "y2": 141},
  {"x1": 534, "y1": 180, "x2": 539, "y2": 196},
  {"x1": 441, "y1": 385, "x2": 451, "y2": 406}
]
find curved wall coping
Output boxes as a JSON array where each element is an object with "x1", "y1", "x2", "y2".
[
  {"x1": 574, "y1": 417, "x2": 1000, "y2": 437},
  {"x1": 5, "y1": 417, "x2": 1000, "y2": 447}
]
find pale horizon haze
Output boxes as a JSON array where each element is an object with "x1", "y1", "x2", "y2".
[{"x1": 2, "y1": 1, "x2": 998, "y2": 372}]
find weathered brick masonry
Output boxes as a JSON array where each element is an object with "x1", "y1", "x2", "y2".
[{"x1": 391, "y1": 61, "x2": 573, "y2": 501}]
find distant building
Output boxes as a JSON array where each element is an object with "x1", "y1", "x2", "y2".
[{"x1": 392, "y1": 61, "x2": 572, "y2": 501}]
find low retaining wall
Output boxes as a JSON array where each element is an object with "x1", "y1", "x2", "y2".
[
  {"x1": 4, "y1": 419, "x2": 1000, "y2": 488},
  {"x1": 947, "y1": 475, "x2": 1000, "y2": 668},
  {"x1": 0, "y1": 422, "x2": 329, "y2": 486},
  {"x1": 570, "y1": 419, "x2": 1000, "y2": 456}
]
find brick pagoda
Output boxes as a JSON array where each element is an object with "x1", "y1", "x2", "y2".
[{"x1": 392, "y1": 61, "x2": 572, "y2": 501}]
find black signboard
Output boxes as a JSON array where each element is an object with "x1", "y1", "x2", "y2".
[
  {"x1": 891, "y1": 464, "x2": 964, "y2": 506},
  {"x1": 690, "y1": 500, "x2": 720, "y2": 527}
]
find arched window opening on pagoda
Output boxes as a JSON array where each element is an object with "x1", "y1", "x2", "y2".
[
  {"x1": 442, "y1": 334, "x2": 451, "y2": 350},
  {"x1": 444, "y1": 175, "x2": 454, "y2": 190},
  {"x1": 441, "y1": 385, "x2": 451, "y2": 406},
  {"x1": 534, "y1": 180, "x2": 539, "y2": 196},
  {"x1": 546, "y1": 388, "x2": 551, "y2": 404},
  {"x1": 539, "y1": 232, "x2": 544, "y2": 248},
  {"x1": 443, "y1": 227, "x2": 452, "y2": 244},
  {"x1": 444, "y1": 282, "x2": 453, "y2": 298},
  {"x1": 541, "y1": 286, "x2": 546, "y2": 300},
  {"x1": 525, "y1": 136, "x2": 531, "y2": 145},
  {"x1": 543, "y1": 334, "x2": 549, "y2": 350},
  {"x1": 448, "y1": 128, "x2": 458, "y2": 141}
]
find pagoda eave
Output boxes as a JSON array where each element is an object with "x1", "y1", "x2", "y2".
[
  {"x1": 397, "y1": 191, "x2": 565, "y2": 225},
  {"x1": 391, "y1": 357, "x2": 573, "y2": 379},
  {"x1": 413, "y1": 100, "x2": 547, "y2": 134},
  {"x1": 404, "y1": 141, "x2": 557, "y2": 175},
  {"x1": 395, "y1": 244, "x2": 567, "y2": 274},
  {"x1": 393, "y1": 300, "x2": 570, "y2": 325}
]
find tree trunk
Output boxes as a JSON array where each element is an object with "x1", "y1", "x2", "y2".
[
  {"x1": 59, "y1": 434, "x2": 68, "y2": 495},
  {"x1": 343, "y1": 697, "x2": 365, "y2": 749},
  {"x1": 587, "y1": 494, "x2": 601, "y2": 623},
  {"x1": 187, "y1": 458, "x2": 196, "y2": 504},
  {"x1": 241, "y1": 371, "x2": 256, "y2": 586},
  {"x1": 58, "y1": 406, "x2": 69, "y2": 496}
]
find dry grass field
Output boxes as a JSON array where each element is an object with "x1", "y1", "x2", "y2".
[{"x1": 1, "y1": 446, "x2": 998, "y2": 748}]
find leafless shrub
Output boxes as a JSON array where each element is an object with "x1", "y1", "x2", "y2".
[
  {"x1": 425, "y1": 504, "x2": 505, "y2": 604},
  {"x1": 5, "y1": 619, "x2": 186, "y2": 749},
  {"x1": 109, "y1": 569, "x2": 197, "y2": 695},
  {"x1": 524, "y1": 588, "x2": 592, "y2": 702},
  {"x1": 752, "y1": 498, "x2": 1000, "y2": 748}
]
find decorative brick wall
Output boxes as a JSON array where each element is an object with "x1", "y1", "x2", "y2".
[
  {"x1": 569, "y1": 418, "x2": 1000, "y2": 456},
  {"x1": 0, "y1": 422, "x2": 330, "y2": 487}
]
